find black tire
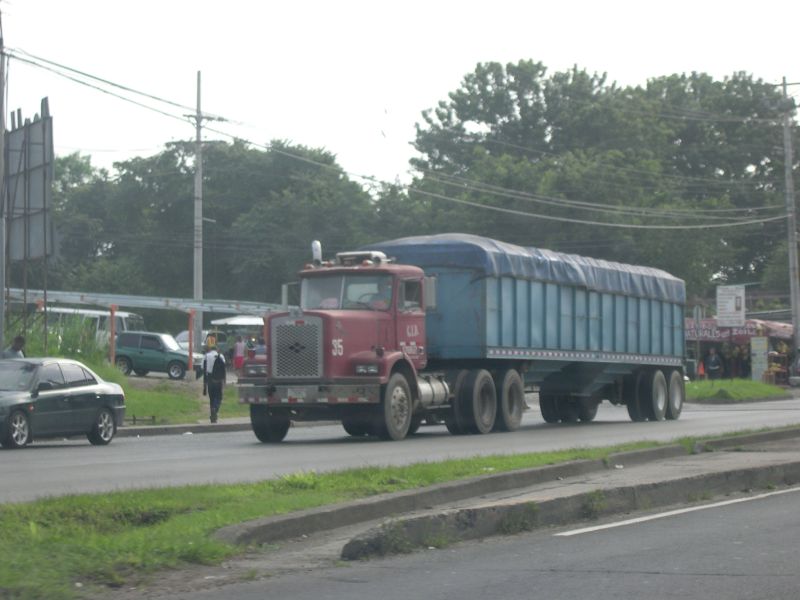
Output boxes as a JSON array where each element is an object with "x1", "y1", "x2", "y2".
[
  {"x1": 578, "y1": 398, "x2": 599, "y2": 422},
  {"x1": 625, "y1": 372, "x2": 647, "y2": 422},
  {"x1": 167, "y1": 361, "x2": 186, "y2": 380},
  {"x1": 666, "y1": 369, "x2": 684, "y2": 420},
  {"x1": 250, "y1": 405, "x2": 290, "y2": 443},
  {"x1": 445, "y1": 370, "x2": 470, "y2": 435},
  {"x1": 460, "y1": 369, "x2": 497, "y2": 434},
  {"x1": 1, "y1": 410, "x2": 31, "y2": 449},
  {"x1": 558, "y1": 399, "x2": 581, "y2": 423},
  {"x1": 375, "y1": 373, "x2": 413, "y2": 441},
  {"x1": 539, "y1": 393, "x2": 560, "y2": 423},
  {"x1": 342, "y1": 417, "x2": 372, "y2": 437},
  {"x1": 115, "y1": 356, "x2": 132, "y2": 376},
  {"x1": 133, "y1": 369, "x2": 149, "y2": 377},
  {"x1": 408, "y1": 414, "x2": 423, "y2": 435},
  {"x1": 493, "y1": 369, "x2": 524, "y2": 432},
  {"x1": 87, "y1": 408, "x2": 116, "y2": 445},
  {"x1": 645, "y1": 369, "x2": 668, "y2": 421}
]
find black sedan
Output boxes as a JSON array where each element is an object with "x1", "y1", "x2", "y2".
[{"x1": 0, "y1": 358, "x2": 125, "y2": 449}]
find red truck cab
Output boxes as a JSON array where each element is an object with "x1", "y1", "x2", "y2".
[{"x1": 239, "y1": 250, "x2": 435, "y2": 442}]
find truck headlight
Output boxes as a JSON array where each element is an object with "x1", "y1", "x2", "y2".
[{"x1": 355, "y1": 364, "x2": 379, "y2": 375}]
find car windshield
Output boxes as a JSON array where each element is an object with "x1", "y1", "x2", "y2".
[
  {"x1": 0, "y1": 361, "x2": 37, "y2": 391},
  {"x1": 301, "y1": 274, "x2": 393, "y2": 311},
  {"x1": 160, "y1": 334, "x2": 181, "y2": 351}
]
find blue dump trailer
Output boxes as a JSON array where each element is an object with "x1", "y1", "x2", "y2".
[
  {"x1": 239, "y1": 233, "x2": 686, "y2": 443},
  {"x1": 365, "y1": 233, "x2": 686, "y2": 430}
]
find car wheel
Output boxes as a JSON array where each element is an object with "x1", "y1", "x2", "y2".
[
  {"x1": 167, "y1": 361, "x2": 186, "y2": 380},
  {"x1": 133, "y1": 369, "x2": 149, "y2": 377},
  {"x1": 1, "y1": 410, "x2": 31, "y2": 449},
  {"x1": 115, "y1": 356, "x2": 132, "y2": 376},
  {"x1": 88, "y1": 408, "x2": 116, "y2": 446}
]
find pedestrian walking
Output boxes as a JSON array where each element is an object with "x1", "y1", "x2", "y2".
[
  {"x1": 203, "y1": 344, "x2": 227, "y2": 423},
  {"x1": 2, "y1": 335, "x2": 25, "y2": 358}
]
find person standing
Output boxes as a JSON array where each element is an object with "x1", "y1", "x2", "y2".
[
  {"x1": 203, "y1": 344, "x2": 227, "y2": 423},
  {"x1": 705, "y1": 347, "x2": 723, "y2": 380},
  {"x1": 2, "y1": 336, "x2": 25, "y2": 358},
  {"x1": 233, "y1": 335, "x2": 246, "y2": 372}
]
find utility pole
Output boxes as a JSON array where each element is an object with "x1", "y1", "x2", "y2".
[
  {"x1": 783, "y1": 77, "x2": 800, "y2": 350},
  {"x1": 0, "y1": 15, "x2": 6, "y2": 354},
  {"x1": 192, "y1": 71, "x2": 203, "y2": 353}
]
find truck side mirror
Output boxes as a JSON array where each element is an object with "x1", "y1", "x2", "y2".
[{"x1": 424, "y1": 276, "x2": 437, "y2": 310}]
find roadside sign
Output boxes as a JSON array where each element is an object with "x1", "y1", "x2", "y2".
[
  {"x1": 716, "y1": 285, "x2": 745, "y2": 327},
  {"x1": 751, "y1": 336, "x2": 769, "y2": 382}
]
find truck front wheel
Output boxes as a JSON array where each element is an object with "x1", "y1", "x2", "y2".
[
  {"x1": 376, "y1": 373, "x2": 412, "y2": 441},
  {"x1": 250, "y1": 405, "x2": 290, "y2": 443}
]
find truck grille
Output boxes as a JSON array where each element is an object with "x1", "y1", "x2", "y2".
[{"x1": 271, "y1": 316, "x2": 323, "y2": 378}]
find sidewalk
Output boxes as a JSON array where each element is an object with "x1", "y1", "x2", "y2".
[{"x1": 210, "y1": 427, "x2": 800, "y2": 561}]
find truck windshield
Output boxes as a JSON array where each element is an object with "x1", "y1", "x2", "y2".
[{"x1": 301, "y1": 274, "x2": 393, "y2": 311}]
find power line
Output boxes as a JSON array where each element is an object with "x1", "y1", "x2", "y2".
[{"x1": 408, "y1": 187, "x2": 787, "y2": 230}]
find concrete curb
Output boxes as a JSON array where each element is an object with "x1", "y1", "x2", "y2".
[
  {"x1": 686, "y1": 394, "x2": 793, "y2": 405},
  {"x1": 697, "y1": 426, "x2": 800, "y2": 451},
  {"x1": 214, "y1": 444, "x2": 688, "y2": 546},
  {"x1": 117, "y1": 422, "x2": 251, "y2": 437},
  {"x1": 340, "y1": 459, "x2": 800, "y2": 560},
  {"x1": 214, "y1": 428, "x2": 800, "y2": 550}
]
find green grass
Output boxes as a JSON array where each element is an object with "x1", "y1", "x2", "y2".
[
  {"x1": 86, "y1": 361, "x2": 249, "y2": 424},
  {"x1": 0, "y1": 441, "x2": 660, "y2": 599},
  {"x1": 686, "y1": 378, "x2": 788, "y2": 402}
]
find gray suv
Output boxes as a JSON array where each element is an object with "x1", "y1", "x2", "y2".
[{"x1": 115, "y1": 332, "x2": 202, "y2": 379}]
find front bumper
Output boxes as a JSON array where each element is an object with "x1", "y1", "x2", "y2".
[{"x1": 238, "y1": 381, "x2": 381, "y2": 405}]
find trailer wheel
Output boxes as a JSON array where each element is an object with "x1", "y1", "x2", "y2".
[
  {"x1": 539, "y1": 393, "x2": 560, "y2": 423},
  {"x1": 558, "y1": 399, "x2": 580, "y2": 423},
  {"x1": 643, "y1": 369, "x2": 668, "y2": 421},
  {"x1": 376, "y1": 373, "x2": 412, "y2": 441},
  {"x1": 493, "y1": 369, "x2": 524, "y2": 432},
  {"x1": 250, "y1": 405, "x2": 290, "y2": 443},
  {"x1": 666, "y1": 369, "x2": 684, "y2": 420},
  {"x1": 461, "y1": 369, "x2": 497, "y2": 434},
  {"x1": 578, "y1": 398, "x2": 599, "y2": 422},
  {"x1": 625, "y1": 371, "x2": 648, "y2": 422}
]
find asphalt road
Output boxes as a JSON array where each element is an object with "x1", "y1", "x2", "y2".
[
  {"x1": 171, "y1": 484, "x2": 800, "y2": 600},
  {"x1": 3, "y1": 398, "x2": 800, "y2": 503}
]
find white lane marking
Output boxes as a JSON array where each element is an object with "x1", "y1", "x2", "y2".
[{"x1": 555, "y1": 486, "x2": 800, "y2": 537}]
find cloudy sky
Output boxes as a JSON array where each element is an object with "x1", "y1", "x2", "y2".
[{"x1": 4, "y1": 0, "x2": 800, "y2": 182}]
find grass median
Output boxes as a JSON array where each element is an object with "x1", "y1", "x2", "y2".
[
  {"x1": 686, "y1": 378, "x2": 788, "y2": 402},
  {"x1": 2, "y1": 440, "x2": 669, "y2": 599}
]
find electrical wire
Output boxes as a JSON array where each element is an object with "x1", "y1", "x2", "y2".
[{"x1": 10, "y1": 47, "x2": 795, "y2": 231}]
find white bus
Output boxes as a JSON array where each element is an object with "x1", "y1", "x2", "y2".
[{"x1": 38, "y1": 307, "x2": 146, "y2": 344}]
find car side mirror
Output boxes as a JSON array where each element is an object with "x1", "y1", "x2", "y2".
[{"x1": 37, "y1": 381, "x2": 54, "y2": 392}]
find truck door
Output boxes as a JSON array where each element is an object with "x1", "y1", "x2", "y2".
[{"x1": 396, "y1": 279, "x2": 427, "y2": 370}]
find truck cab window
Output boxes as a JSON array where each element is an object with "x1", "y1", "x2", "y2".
[{"x1": 401, "y1": 280, "x2": 422, "y2": 311}]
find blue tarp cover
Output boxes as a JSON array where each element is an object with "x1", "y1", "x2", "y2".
[{"x1": 364, "y1": 233, "x2": 686, "y2": 304}]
